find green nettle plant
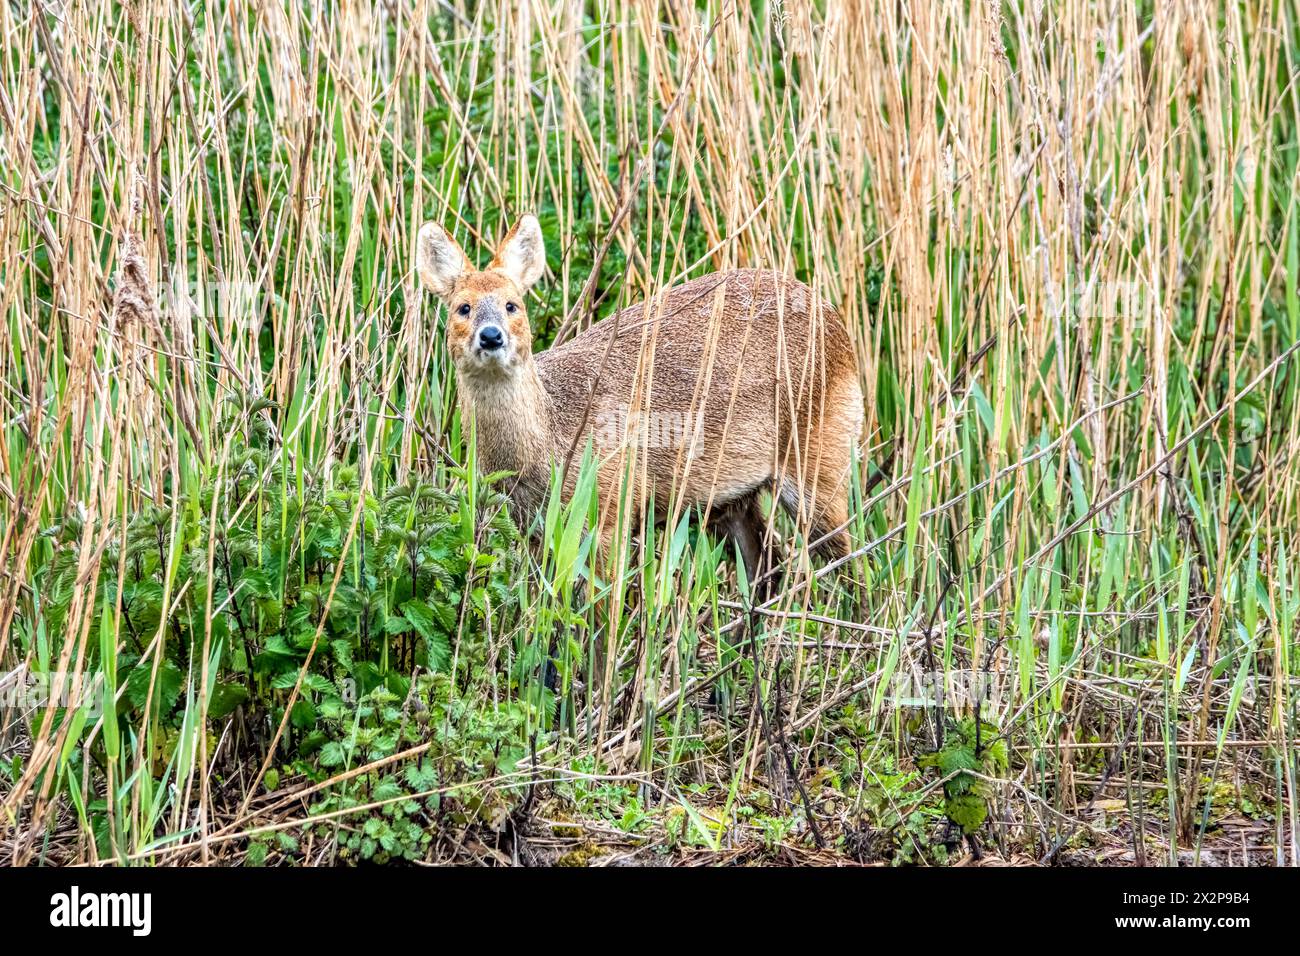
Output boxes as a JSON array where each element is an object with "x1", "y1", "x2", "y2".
[
  {"x1": 300, "y1": 675, "x2": 535, "y2": 863},
  {"x1": 35, "y1": 405, "x2": 528, "y2": 859},
  {"x1": 918, "y1": 718, "x2": 1009, "y2": 841}
]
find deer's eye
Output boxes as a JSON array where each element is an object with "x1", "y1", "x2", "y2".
[
  {"x1": 456, "y1": 303, "x2": 471, "y2": 316},
  {"x1": 505, "y1": 301, "x2": 518, "y2": 314}
]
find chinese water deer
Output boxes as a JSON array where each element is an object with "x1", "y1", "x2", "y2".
[{"x1": 415, "y1": 215, "x2": 863, "y2": 585}]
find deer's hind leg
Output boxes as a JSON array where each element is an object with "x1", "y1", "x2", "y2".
[
  {"x1": 711, "y1": 492, "x2": 781, "y2": 601},
  {"x1": 777, "y1": 433, "x2": 856, "y2": 563},
  {"x1": 778, "y1": 371, "x2": 863, "y2": 562},
  {"x1": 778, "y1": 456, "x2": 856, "y2": 560}
]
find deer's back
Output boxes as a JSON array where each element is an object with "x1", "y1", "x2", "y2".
[{"x1": 534, "y1": 270, "x2": 861, "y2": 512}]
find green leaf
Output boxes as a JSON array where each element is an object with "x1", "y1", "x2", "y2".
[
  {"x1": 291, "y1": 698, "x2": 316, "y2": 729},
  {"x1": 319, "y1": 741, "x2": 347, "y2": 767},
  {"x1": 946, "y1": 793, "x2": 989, "y2": 834},
  {"x1": 401, "y1": 600, "x2": 453, "y2": 671},
  {"x1": 271, "y1": 671, "x2": 301, "y2": 690},
  {"x1": 400, "y1": 598, "x2": 438, "y2": 638},
  {"x1": 404, "y1": 761, "x2": 438, "y2": 791},
  {"x1": 126, "y1": 658, "x2": 185, "y2": 714},
  {"x1": 208, "y1": 682, "x2": 249, "y2": 720},
  {"x1": 373, "y1": 777, "x2": 403, "y2": 802}
]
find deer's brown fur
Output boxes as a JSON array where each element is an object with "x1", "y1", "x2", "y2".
[{"x1": 416, "y1": 215, "x2": 864, "y2": 578}]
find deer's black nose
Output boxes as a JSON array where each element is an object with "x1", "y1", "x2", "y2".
[{"x1": 478, "y1": 325, "x2": 504, "y2": 351}]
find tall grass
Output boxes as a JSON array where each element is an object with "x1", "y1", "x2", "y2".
[{"x1": 1, "y1": 0, "x2": 1298, "y2": 864}]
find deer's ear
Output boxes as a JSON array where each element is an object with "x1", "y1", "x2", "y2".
[
  {"x1": 416, "y1": 222, "x2": 470, "y2": 297},
  {"x1": 490, "y1": 215, "x2": 546, "y2": 291}
]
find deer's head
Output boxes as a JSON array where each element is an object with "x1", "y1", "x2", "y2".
[{"x1": 415, "y1": 216, "x2": 546, "y2": 380}]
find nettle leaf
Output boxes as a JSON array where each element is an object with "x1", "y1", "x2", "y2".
[
  {"x1": 399, "y1": 599, "x2": 438, "y2": 638},
  {"x1": 209, "y1": 682, "x2": 249, "y2": 720},
  {"x1": 298, "y1": 731, "x2": 328, "y2": 756},
  {"x1": 946, "y1": 793, "x2": 989, "y2": 834},
  {"x1": 303, "y1": 673, "x2": 334, "y2": 695},
  {"x1": 263, "y1": 635, "x2": 294, "y2": 656},
  {"x1": 369, "y1": 731, "x2": 398, "y2": 758},
  {"x1": 404, "y1": 760, "x2": 438, "y2": 791},
  {"x1": 252, "y1": 649, "x2": 294, "y2": 678},
  {"x1": 327, "y1": 584, "x2": 363, "y2": 619},
  {"x1": 240, "y1": 567, "x2": 277, "y2": 598},
  {"x1": 124, "y1": 579, "x2": 165, "y2": 612},
  {"x1": 495, "y1": 746, "x2": 526, "y2": 775},
  {"x1": 352, "y1": 661, "x2": 383, "y2": 695},
  {"x1": 937, "y1": 745, "x2": 979, "y2": 780},
  {"x1": 319, "y1": 740, "x2": 348, "y2": 767},
  {"x1": 983, "y1": 736, "x2": 1009, "y2": 773},
  {"x1": 430, "y1": 600, "x2": 457, "y2": 632},
  {"x1": 289, "y1": 625, "x2": 319, "y2": 651},
  {"x1": 125, "y1": 658, "x2": 185, "y2": 714},
  {"x1": 331, "y1": 638, "x2": 354, "y2": 668},
  {"x1": 425, "y1": 633, "x2": 452, "y2": 673},
  {"x1": 372, "y1": 776, "x2": 403, "y2": 802},
  {"x1": 291, "y1": 698, "x2": 316, "y2": 728},
  {"x1": 272, "y1": 671, "x2": 302, "y2": 690}
]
